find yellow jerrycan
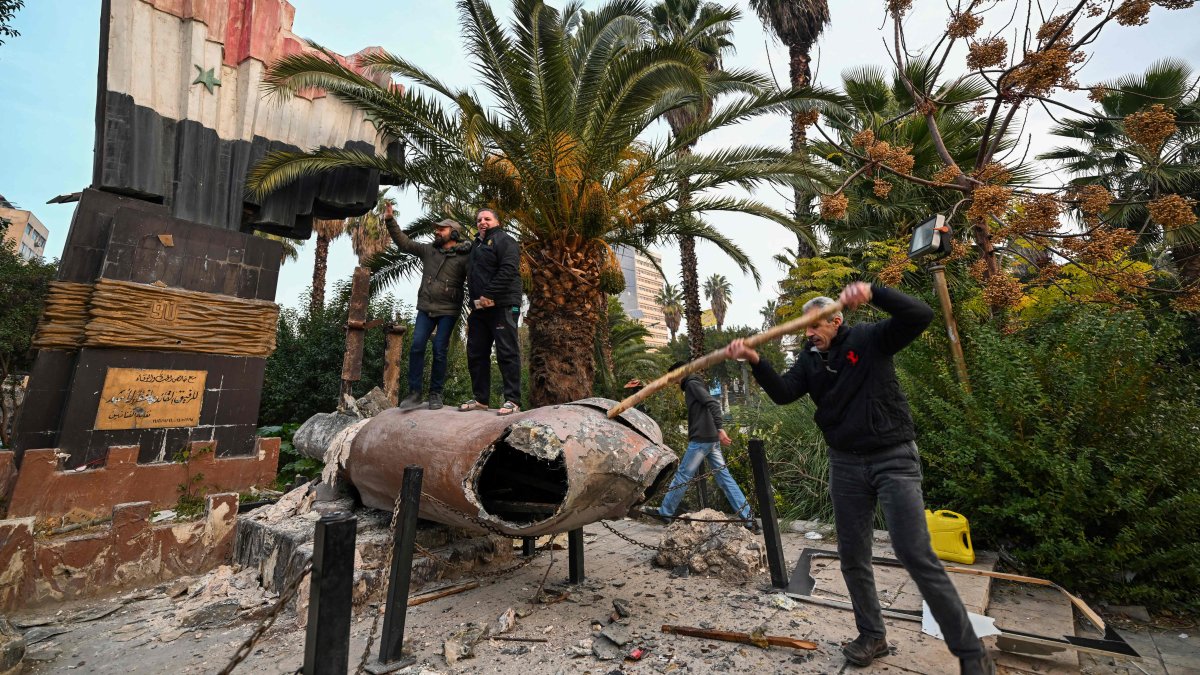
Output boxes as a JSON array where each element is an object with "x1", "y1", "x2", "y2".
[{"x1": 924, "y1": 509, "x2": 975, "y2": 564}]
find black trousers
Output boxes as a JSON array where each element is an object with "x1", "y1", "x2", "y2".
[{"x1": 466, "y1": 305, "x2": 522, "y2": 406}]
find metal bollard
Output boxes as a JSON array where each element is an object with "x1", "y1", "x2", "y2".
[
  {"x1": 377, "y1": 465, "x2": 423, "y2": 668},
  {"x1": 748, "y1": 439, "x2": 788, "y2": 588},
  {"x1": 303, "y1": 512, "x2": 358, "y2": 675},
  {"x1": 568, "y1": 528, "x2": 585, "y2": 583},
  {"x1": 522, "y1": 536, "x2": 536, "y2": 557}
]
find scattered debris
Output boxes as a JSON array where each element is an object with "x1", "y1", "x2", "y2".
[
  {"x1": 1103, "y1": 605, "x2": 1151, "y2": 623},
  {"x1": 661, "y1": 624, "x2": 817, "y2": 651},
  {"x1": 653, "y1": 509, "x2": 766, "y2": 582},
  {"x1": 492, "y1": 607, "x2": 517, "y2": 635},
  {"x1": 179, "y1": 598, "x2": 241, "y2": 628},
  {"x1": 568, "y1": 638, "x2": 594, "y2": 658},
  {"x1": 21, "y1": 626, "x2": 69, "y2": 646},
  {"x1": 591, "y1": 634, "x2": 623, "y2": 660},
  {"x1": 443, "y1": 624, "x2": 489, "y2": 664},
  {"x1": 601, "y1": 623, "x2": 632, "y2": 647},
  {"x1": 612, "y1": 598, "x2": 631, "y2": 618},
  {"x1": 151, "y1": 509, "x2": 177, "y2": 523},
  {"x1": 767, "y1": 594, "x2": 798, "y2": 611}
]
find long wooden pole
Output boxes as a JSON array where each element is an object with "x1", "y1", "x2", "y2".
[
  {"x1": 928, "y1": 264, "x2": 970, "y2": 391},
  {"x1": 607, "y1": 301, "x2": 844, "y2": 418}
]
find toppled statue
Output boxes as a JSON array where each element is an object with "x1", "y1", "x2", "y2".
[{"x1": 293, "y1": 397, "x2": 677, "y2": 537}]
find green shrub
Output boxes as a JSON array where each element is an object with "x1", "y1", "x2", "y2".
[{"x1": 902, "y1": 303, "x2": 1200, "y2": 611}]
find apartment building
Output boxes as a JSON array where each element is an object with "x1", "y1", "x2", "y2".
[{"x1": 614, "y1": 246, "x2": 669, "y2": 348}]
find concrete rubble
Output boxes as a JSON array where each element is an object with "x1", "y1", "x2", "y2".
[{"x1": 652, "y1": 509, "x2": 767, "y2": 582}]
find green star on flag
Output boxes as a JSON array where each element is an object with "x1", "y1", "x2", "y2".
[{"x1": 192, "y1": 65, "x2": 221, "y2": 94}]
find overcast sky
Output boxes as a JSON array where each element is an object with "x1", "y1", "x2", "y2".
[{"x1": 2, "y1": 1, "x2": 1198, "y2": 328}]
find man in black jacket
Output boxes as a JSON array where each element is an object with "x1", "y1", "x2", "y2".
[
  {"x1": 384, "y1": 205, "x2": 471, "y2": 410},
  {"x1": 647, "y1": 363, "x2": 752, "y2": 526},
  {"x1": 459, "y1": 208, "x2": 523, "y2": 416},
  {"x1": 726, "y1": 283, "x2": 994, "y2": 675}
]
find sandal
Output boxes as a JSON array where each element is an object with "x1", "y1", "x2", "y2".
[
  {"x1": 458, "y1": 399, "x2": 488, "y2": 412},
  {"x1": 497, "y1": 401, "x2": 520, "y2": 416}
]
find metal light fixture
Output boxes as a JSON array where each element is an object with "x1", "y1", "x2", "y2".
[{"x1": 908, "y1": 214, "x2": 952, "y2": 260}]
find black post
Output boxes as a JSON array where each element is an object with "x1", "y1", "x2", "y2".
[
  {"x1": 303, "y1": 512, "x2": 357, "y2": 675},
  {"x1": 568, "y1": 528, "x2": 585, "y2": 584},
  {"x1": 522, "y1": 536, "x2": 536, "y2": 557},
  {"x1": 378, "y1": 465, "x2": 423, "y2": 666},
  {"x1": 748, "y1": 439, "x2": 787, "y2": 588}
]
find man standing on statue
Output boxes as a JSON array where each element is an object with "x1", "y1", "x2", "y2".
[
  {"x1": 459, "y1": 208, "x2": 523, "y2": 416},
  {"x1": 725, "y1": 282, "x2": 995, "y2": 675},
  {"x1": 384, "y1": 204, "x2": 472, "y2": 410}
]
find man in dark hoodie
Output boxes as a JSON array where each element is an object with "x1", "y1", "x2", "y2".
[
  {"x1": 646, "y1": 361, "x2": 752, "y2": 526},
  {"x1": 725, "y1": 282, "x2": 994, "y2": 675},
  {"x1": 459, "y1": 208, "x2": 523, "y2": 416},
  {"x1": 384, "y1": 205, "x2": 472, "y2": 410}
]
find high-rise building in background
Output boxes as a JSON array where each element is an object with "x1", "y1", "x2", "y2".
[
  {"x1": 0, "y1": 195, "x2": 49, "y2": 261},
  {"x1": 614, "y1": 246, "x2": 669, "y2": 348}
]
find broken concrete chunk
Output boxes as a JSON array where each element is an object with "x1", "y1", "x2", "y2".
[
  {"x1": 653, "y1": 509, "x2": 766, "y2": 582},
  {"x1": 505, "y1": 421, "x2": 564, "y2": 461},
  {"x1": 612, "y1": 599, "x2": 631, "y2": 618},
  {"x1": 767, "y1": 594, "x2": 798, "y2": 611},
  {"x1": 492, "y1": 607, "x2": 516, "y2": 635},
  {"x1": 568, "y1": 639, "x2": 593, "y2": 658},
  {"x1": 601, "y1": 623, "x2": 633, "y2": 647},
  {"x1": 591, "y1": 634, "x2": 623, "y2": 660},
  {"x1": 443, "y1": 624, "x2": 489, "y2": 664}
]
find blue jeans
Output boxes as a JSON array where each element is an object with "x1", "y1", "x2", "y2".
[
  {"x1": 408, "y1": 310, "x2": 457, "y2": 394},
  {"x1": 829, "y1": 441, "x2": 984, "y2": 658},
  {"x1": 658, "y1": 441, "x2": 750, "y2": 520}
]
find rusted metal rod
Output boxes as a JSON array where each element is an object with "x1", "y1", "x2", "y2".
[
  {"x1": 406, "y1": 581, "x2": 480, "y2": 607},
  {"x1": 608, "y1": 301, "x2": 845, "y2": 417},
  {"x1": 661, "y1": 624, "x2": 818, "y2": 651}
]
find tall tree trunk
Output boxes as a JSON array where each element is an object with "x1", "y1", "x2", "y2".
[
  {"x1": 676, "y1": 152, "x2": 706, "y2": 360},
  {"x1": 790, "y1": 41, "x2": 817, "y2": 259},
  {"x1": 311, "y1": 234, "x2": 330, "y2": 316},
  {"x1": 680, "y1": 235, "x2": 705, "y2": 360},
  {"x1": 526, "y1": 240, "x2": 604, "y2": 406}
]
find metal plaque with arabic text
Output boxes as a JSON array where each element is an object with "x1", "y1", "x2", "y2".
[{"x1": 94, "y1": 368, "x2": 207, "y2": 430}]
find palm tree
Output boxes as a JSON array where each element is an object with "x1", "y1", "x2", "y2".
[
  {"x1": 1040, "y1": 59, "x2": 1200, "y2": 285},
  {"x1": 310, "y1": 218, "x2": 346, "y2": 314},
  {"x1": 655, "y1": 281, "x2": 684, "y2": 341},
  {"x1": 748, "y1": 0, "x2": 830, "y2": 257},
  {"x1": 651, "y1": 0, "x2": 740, "y2": 359},
  {"x1": 346, "y1": 189, "x2": 396, "y2": 265},
  {"x1": 595, "y1": 297, "x2": 665, "y2": 397},
  {"x1": 249, "y1": 0, "x2": 821, "y2": 406},
  {"x1": 703, "y1": 273, "x2": 731, "y2": 329},
  {"x1": 809, "y1": 60, "x2": 1010, "y2": 257},
  {"x1": 759, "y1": 299, "x2": 778, "y2": 330}
]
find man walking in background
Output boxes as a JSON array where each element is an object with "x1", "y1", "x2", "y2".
[
  {"x1": 459, "y1": 208, "x2": 523, "y2": 416},
  {"x1": 643, "y1": 361, "x2": 754, "y2": 529},
  {"x1": 725, "y1": 282, "x2": 995, "y2": 674},
  {"x1": 383, "y1": 204, "x2": 471, "y2": 410}
]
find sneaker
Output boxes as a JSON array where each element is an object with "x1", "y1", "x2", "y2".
[
  {"x1": 458, "y1": 399, "x2": 488, "y2": 412},
  {"x1": 497, "y1": 401, "x2": 520, "y2": 416},
  {"x1": 399, "y1": 392, "x2": 423, "y2": 409},
  {"x1": 842, "y1": 634, "x2": 889, "y2": 667},
  {"x1": 635, "y1": 505, "x2": 669, "y2": 525},
  {"x1": 744, "y1": 517, "x2": 761, "y2": 534},
  {"x1": 428, "y1": 393, "x2": 443, "y2": 410},
  {"x1": 959, "y1": 654, "x2": 996, "y2": 675}
]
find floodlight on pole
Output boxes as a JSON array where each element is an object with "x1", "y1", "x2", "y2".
[{"x1": 909, "y1": 214, "x2": 970, "y2": 390}]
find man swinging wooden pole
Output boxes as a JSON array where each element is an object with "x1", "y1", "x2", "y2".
[{"x1": 606, "y1": 301, "x2": 846, "y2": 418}]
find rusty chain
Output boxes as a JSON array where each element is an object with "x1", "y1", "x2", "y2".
[{"x1": 216, "y1": 560, "x2": 313, "y2": 675}]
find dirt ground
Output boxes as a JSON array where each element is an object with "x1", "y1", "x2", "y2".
[{"x1": 8, "y1": 518, "x2": 1195, "y2": 675}]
